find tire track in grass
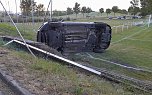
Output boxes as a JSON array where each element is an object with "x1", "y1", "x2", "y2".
[
  {"x1": 126, "y1": 38, "x2": 152, "y2": 43},
  {"x1": 78, "y1": 53, "x2": 152, "y2": 73}
]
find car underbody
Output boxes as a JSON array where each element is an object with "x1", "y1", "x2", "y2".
[{"x1": 37, "y1": 21, "x2": 112, "y2": 53}]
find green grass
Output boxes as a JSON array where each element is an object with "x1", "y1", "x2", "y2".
[
  {"x1": 70, "y1": 18, "x2": 145, "y2": 27},
  {"x1": 15, "y1": 51, "x2": 77, "y2": 80},
  {"x1": 0, "y1": 23, "x2": 37, "y2": 41},
  {"x1": 110, "y1": 26, "x2": 152, "y2": 68},
  {"x1": 73, "y1": 25, "x2": 152, "y2": 81},
  {"x1": 111, "y1": 26, "x2": 144, "y2": 41}
]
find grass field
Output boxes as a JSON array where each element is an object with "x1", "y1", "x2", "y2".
[{"x1": 0, "y1": 18, "x2": 152, "y2": 94}]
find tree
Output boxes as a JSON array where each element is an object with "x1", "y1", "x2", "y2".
[
  {"x1": 106, "y1": 8, "x2": 111, "y2": 16},
  {"x1": 130, "y1": 0, "x2": 139, "y2": 7},
  {"x1": 20, "y1": 0, "x2": 36, "y2": 16},
  {"x1": 99, "y1": 8, "x2": 104, "y2": 16},
  {"x1": 53, "y1": 10, "x2": 60, "y2": 16},
  {"x1": 121, "y1": 9, "x2": 128, "y2": 14},
  {"x1": 130, "y1": 0, "x2": 140, "y2": 15},
  {"x1": 112, "y1": 6, "x2": 119, "y2": 16},
  {"x1": 73, "y1": 2, "x2": 80, "y2": 18},
  {"x1": 140, "y1": 0, "x2": 152, "y2": 16},
  {"x1": 81, "y1": 6, "x2": 87, "y2": 17},
  {"x1": 36, "y1": 4, "x2": 45, "y2": 16},
  {"x1": 117, "y1": 9, "x2": 128, "y2": 14},
  {"x1": 128, "y1": 6, "x2": 134, "y2": 15},
  {"x1": 86, "y1": 7, "x2": 92, "y2": 15},
  {"x1": 134, "y1": 7, "x2": 140, "y2": 15},
  {"x1": 66, "y1": 7, "x2": 73, "y2": 15}
]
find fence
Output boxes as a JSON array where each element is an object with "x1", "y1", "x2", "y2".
[{"x1": 111, "y1": 20, "x2": 151, "y2": 33}]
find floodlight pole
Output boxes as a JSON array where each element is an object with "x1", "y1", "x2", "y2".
[
  {"x1": 8, "y1": 1, "x2": 11, "y2": 23},
  {"x1": 8, "y1": 1, "x2": 10, "y2": 14},
  {"x1": 31, "y1": 0, "x2": 34, "y2": 24},
  {"x1": 43, "y1": 0, "x2": 52, "y2": 23},
  {"x1": 15, "y1": 0, "x2": 18, "y2": 23},
  {"x1": 31, "y1": 0, "x2": 35, "y2": 32},
  {"x1": 50, "y1": 0, "x2": 52, "y2": 20}
]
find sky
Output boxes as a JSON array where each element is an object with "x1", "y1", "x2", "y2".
[{"x1": 0, "y1": 0, "x2": 132, "y2": 13}]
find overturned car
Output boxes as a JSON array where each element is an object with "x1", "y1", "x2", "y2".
[{"x1": 37, "y1": 21, "x2": 112, "y2": 53}]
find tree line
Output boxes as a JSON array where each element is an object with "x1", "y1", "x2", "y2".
[
  {"x1": 69, "y1": 2, "x2": 93, "y2": 17},
  {"x1": 99, "y1": 7, "x2": 128, "y2": 16},
  {"x1": 18, "y1": 0, "x2": 152, "y2": 17},
  {"x1": 100, "y1": 0, "x2": 152, "y2": 17}
]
